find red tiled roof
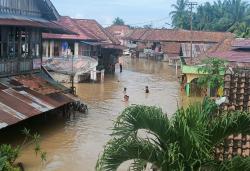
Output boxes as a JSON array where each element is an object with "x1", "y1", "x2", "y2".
[
  {"x1": 106, "y1": 25, "x2": 130, "y2": 34},
  {"x1": 75, "y1": 19, "x2": 120, "y2": 44},
  {"x1": 125, "y1": 29, "x2": 148, "y2": 40},
  {"x1": 43, "y1": 16, "x2": 120, "y2": 45},
  {"x1": 125, "y1": 29, "x2": 233, "y2": 43}
]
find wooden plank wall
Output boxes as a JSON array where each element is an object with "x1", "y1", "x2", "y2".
[{"x1": 0, "y1": 0, "x2": 41, "y2": 17}]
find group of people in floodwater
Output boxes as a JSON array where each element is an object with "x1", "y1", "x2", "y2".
[
  {"x1": 123, "y1": 86, "x2": 149, "y2": 102},
  {"x1": 119, "y1": 56, "x2": 150, "y2": 102}
]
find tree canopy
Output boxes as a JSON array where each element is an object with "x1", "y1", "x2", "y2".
[
  {"x1": 197, "y1": 57, "x2": 226, "y2": 89},
  {"x1": 170, "y1": 0, "x2": 250, "y2": 38},
  {"x1": 112, "y1": 17, "x2": 125, "y2": 25}
]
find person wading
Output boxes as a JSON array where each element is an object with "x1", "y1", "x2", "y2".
[{"x1": 118, "y1": 56, "x2": 123, "y2": 73}]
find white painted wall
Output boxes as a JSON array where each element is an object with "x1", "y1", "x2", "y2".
[
  {"x1": 49, "y1": 40, "x2": 54, "y2": 57},
  {"x1": 74, "y1": 42, "x2": 79, "y2": 57}
]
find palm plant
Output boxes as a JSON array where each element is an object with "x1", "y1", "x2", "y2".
[
  {"x1": 230, "y1": 22, "x2": 250, "y2": 38},
  {"x1": 96, "y1": 98, "x2": 250, "y2": 171},
  {"x1": 171, "y1": 0, "x2": 250, "y2": 34},
  {"x1": 170, "y1": 0, "x2": 190, "y2": 29},
  {"x1": 226, "y1": 0, "x2": 250, "y2": 30}
]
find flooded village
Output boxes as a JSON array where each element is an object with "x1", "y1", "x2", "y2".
[{"x1": 1, "y1": 0, "x2": 250, "y2": 171}]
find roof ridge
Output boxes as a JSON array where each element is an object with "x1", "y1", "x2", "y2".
[
  {"x1": 75, "y1": 19, "x2": 107, "y2": 41},
  {"x1": 95, "y1": 21, "x2": 120, "y2": 44},
  {"x1": 71, "y1": 19, "x2": 100, "y2": 40}
]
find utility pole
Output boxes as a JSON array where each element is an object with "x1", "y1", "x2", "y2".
[{"x1": 186, "y1": 1, "x2": 197, "y2": 63}]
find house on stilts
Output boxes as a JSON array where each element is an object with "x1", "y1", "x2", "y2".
[
  {"x1": 0, "y1": 0, "x2": 80, "y2": 129},
  {"x1": 42, "y1": 16, "x2": 124, "y2": 83}
]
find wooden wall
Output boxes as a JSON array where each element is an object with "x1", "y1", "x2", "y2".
[{"x1": 0, "y1": 0, "x2": 41, "y2": 17}]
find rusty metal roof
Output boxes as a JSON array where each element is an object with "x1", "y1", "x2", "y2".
[{"x1": 0, "y1": 74, "x2": 74, "y2": 129}]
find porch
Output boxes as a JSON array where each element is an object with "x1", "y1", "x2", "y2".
[{"x1": 0, "y1": 58, "x2": 41, "y2": 77}]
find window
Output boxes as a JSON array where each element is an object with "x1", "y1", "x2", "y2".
[
  {"x1": 8, "y1": 28, "x2": 15, "y2": 58},
  {"x1": 30, "y1": 30, "x2": 40, "y2": 58},
  {"x1": 0, "y1": 27, "x2": 41, "y2": 60},
  {"x1": 20, "y1": 30, "x2": 29, "y2": 58}
]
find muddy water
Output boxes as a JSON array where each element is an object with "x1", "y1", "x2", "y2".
[{"x1": 4, "y1": 58, "x2": 199, "y2": 171}]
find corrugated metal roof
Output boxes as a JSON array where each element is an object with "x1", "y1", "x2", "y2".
[
  {"x1": 209, "y1": 51, "x2": 250, "y2": 63},
  {"x1": 0, "y1": 74, "x2": 74, "y2": 129},
  {"x1": 232, "y1": 39, "x2": 250, "y2": 49},
  {"x1": 0, "y1": 18, "x2": 75, "y2": 34}
]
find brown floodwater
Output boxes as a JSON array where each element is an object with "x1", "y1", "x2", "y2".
[{"x1": 1, "y1": 57, "x2": 200, "y2": 171}]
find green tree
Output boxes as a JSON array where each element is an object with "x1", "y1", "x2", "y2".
[
  {"x1": 230, "y1": 22, "x2": 250, "y2": 38},
  {"x1": 170, "y1": 0, "x2": 190, "y2": 29},
  {"x1": 172, "y1": 0, "x2": 250, "y2": 35},
  {"x1": 96, "y1": 100, "x2": 250, "y2": 171},
  {"x1": 197, "y1": 57, "x2": 226, "y2": 90},
  {"x1": 112, "y1": 17, "x2": 125, "y2": 25},
  {"x1": 0, "y1": 129, "x2": 46, "y2": 171},
  {"x1": 143, "y1": 24, "x2": 153, "y2": 29},
  {"x1": 226, "y1": 0, "x2": 250, "y2": 30}
]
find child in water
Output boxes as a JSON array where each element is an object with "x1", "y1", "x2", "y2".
[
  {"x1": 124, "y1": 95, "x2": 129, "y2": 102},
  {"x1": 145, "y1": 86, "x2": 149, "y2": 93}
]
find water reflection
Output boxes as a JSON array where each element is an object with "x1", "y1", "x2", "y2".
[{"x1": 3, "y1": 58, "x2": 198, "y2": 171}]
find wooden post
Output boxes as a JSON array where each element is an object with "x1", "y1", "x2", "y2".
[
  {"x1": 186, "y1": 83, "x2": 191, "y2": 97},
  {"x1": 49, "y1": 40, "x2": 54, "y2": 57},
  {"x1": 175, "y1": 60, "x2": 178, "y2": 75}
]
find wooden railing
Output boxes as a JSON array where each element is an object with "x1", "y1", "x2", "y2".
[{"x1": 0, "y1": 59, "x2": 37, "y2": 77}]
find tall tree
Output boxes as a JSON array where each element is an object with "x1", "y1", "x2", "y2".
[
  {"x1": 170, "y1": 0, "x2": 190, "y2": 29},
  {"x1": 96, "y1": 100, "x2": 250, "y2": 171},
  {"x1": 143, "y1": 24, "x2": 153, "y2": 29},
  {"x1": 225, "y1": 0, "x2": 250, "y2": 30},
  {"x1": 171, "y1": 0, "x2": 250, "y2": 35},
  {"x1": 112, "y1": 17, "x2": 125, "y2": 25},
  {"x1": 231, "y1": 22, "x2": 250, "y2": 38}
]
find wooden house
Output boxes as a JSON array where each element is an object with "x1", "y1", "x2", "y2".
[
  {"x1": 0, "y1": 0, "x2": 72, "y2": 77},
  {"x1": 0, "y1": 0, "x2": 79, "y2": 130},
  {"x1": 42, "y1": 16, "x2": 123, "y2": 75}
]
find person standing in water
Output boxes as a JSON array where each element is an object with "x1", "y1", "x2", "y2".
[
  {"x1": 123, "y1": 87, "x2": 127, "y2": 94},
  {"x1": 145, "y1": 86, "x2": 149, "y2": 93},
  {"x1": 118, "y1": 56, "x2": 123, "y2": 73}
]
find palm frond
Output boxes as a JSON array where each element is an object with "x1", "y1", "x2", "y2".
[
  {"x1": 96, "y1": 137, "x2": 163, "y2": 171},
  {"x1": 129, "y1": 159, "x2": 147, "y2": 171},
  {"x1": 203, "y1": 156, "x2": 250, "y2": 171},
  {"x1": 209, "y1": 111, "x2": 250, "y2": 146},
  {"x1": 173, "y1": 103, "x2": 212, "y2": 165},
  {"x1": 112, "y1": 105, "x2": 174, "y2": 148}
]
